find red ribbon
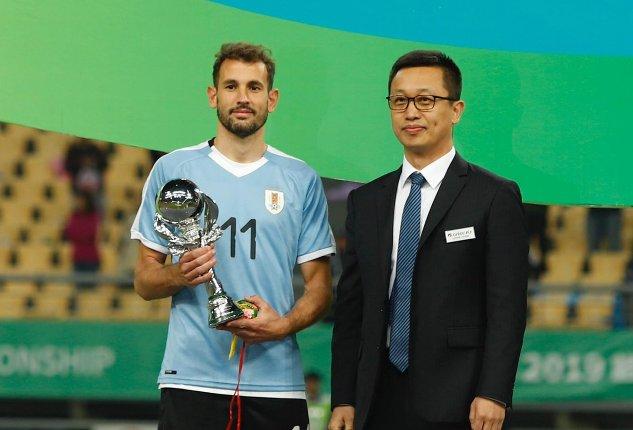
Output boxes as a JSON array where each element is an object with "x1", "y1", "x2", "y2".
[{"x1": 226, "y1": 341, "x2": 247, "y2": 430}]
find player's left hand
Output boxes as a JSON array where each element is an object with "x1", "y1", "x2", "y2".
[
  {"x1": 469, "y1": 396, "x2": 506, "y2": 430},
  {"x1": 219, "y1": 295, "x2": 291, "y2": 343}
]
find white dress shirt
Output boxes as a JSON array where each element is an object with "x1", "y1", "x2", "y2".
[{"x1": 386, "y1": 147, "x2": 455, "y2": 344}]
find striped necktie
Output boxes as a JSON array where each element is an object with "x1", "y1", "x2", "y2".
[{"x1": 389, "y1": 171, "x2": 425, "y2": 372}]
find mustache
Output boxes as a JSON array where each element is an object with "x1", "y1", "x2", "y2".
[{"x1": 230, "y1": 104, "x2": 255, "y2": 114}]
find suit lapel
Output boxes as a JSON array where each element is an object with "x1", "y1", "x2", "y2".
[
  {"x1": 376, "y1": 168, "x2": 400, "y2": 288},
  {"x1": 419, "y1": 153, "x2": 469, "y2": 250}
]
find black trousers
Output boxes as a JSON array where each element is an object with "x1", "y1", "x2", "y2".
[
  {"x1": 365, "y1": 355, "x2": 470, "y2": 430},
  {"x1": 159, "y1": 388, "x2": 309, "y2": 430}
]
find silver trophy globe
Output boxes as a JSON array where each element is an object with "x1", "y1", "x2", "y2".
[{"x1": 154, "y1": 179, "x2": 243, "y2": 327}]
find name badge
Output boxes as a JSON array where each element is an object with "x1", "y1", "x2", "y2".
[{"x1": 445, "y1": 227, "x2": 476, "y2": 243}]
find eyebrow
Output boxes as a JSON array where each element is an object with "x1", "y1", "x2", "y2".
[
  {"x1": 221, "y1": 79, "x2": 265, "y2": 87},
  {"x1": 391, "y1": 88, "x2": 433, "y2": 94}
]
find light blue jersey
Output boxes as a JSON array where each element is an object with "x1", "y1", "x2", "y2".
[{"x1": 131, "y1": 140, "x2": 335, "y2": 398}]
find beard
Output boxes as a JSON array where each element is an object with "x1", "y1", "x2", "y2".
[{"x1": 217, "y1": 103, "x2": 268, "y2": 139}]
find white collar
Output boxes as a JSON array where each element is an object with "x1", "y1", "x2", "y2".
[
  {"x1": 399, "y1": 147, "x2": 456, "y2": 190},
  {"x1": 208, "y1": 145, "x2": 268, "y2": 178}
]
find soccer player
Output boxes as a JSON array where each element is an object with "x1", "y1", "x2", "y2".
[{"x1": 132, "y1": 42, "x2": 335, "y2": 430}]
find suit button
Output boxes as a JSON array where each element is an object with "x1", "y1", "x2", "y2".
[{"x1": 379, "y1": 307, "x2": 384, "y2": 313}]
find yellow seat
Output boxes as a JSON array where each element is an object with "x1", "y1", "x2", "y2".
[
  {"x1": 548, "y1": 206, "x2": 588, "y2": 252},
  {"x1": 580, "y1": 251, "x2": 629, "y2": 287},
  {"x1": 31, "y1": 294, "x2": 71, "y2": 319},
  {"x1": 0, "y1": 292, "x2": 29, "y2": 319},
  {"x1": 99, "y1": 244, "x2": 119, "y2": 274},
  {"x1": 32, "y1": 132, "x2": 71, "y2": 159},
  {"x1": 115, "y1": 290, "x2": 154, "y2": 320},
  {"x1": 2, "y1": 181, "x2": 44, "y2": 206},
  {"x1": 0, "y1": 124, "x2": 35, "y2": 156},
  {"x1": 21, "y1": 157, "x2": 58, "y2": 186},
  {"x1": 11, "y1": 243, "x2": 55, "y2": 274},
  {"x1": 540, "y1": 250, "x2": 585, "y2": 286},
  {"x1": 74, "y1": 289, "x2": 115, "y2": 320},
  {"x1": 528, "y1": 292, "x2": 569, "y2": 328},
  {"x1": 2, "y1": 281, "x2": 38, "y2": 297},
  {"x1": 572, "y1": 293, "x2": 614, "y2": 329},
  {"x1": 151, "y1": 297, "x2": 172, "y2": 321},
  {"x1": 0, "y1": 246, "x2": 13, "y2": 270},
  {"x1": 42, "y1": 181, "x2": 72, "y2": 206},
  {"x1": 40, "y1": 282, "x2": 75, "y2": 298}
]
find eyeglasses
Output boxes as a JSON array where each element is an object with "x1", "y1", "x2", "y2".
[{"x1": 386, "y1": 94, "x2": 458, "y2": 111}]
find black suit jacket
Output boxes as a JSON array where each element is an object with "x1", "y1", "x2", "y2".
[{"x1": 331, "y1": 153, "x2": 528, "y2": 428}]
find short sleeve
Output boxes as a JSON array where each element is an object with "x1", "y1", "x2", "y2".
[
  {"x1": 130, "y1": 158, "x2": 170, "y2": 254},
  {"x1": 297, "y1": 171, "x2": 336, "y2": 264}
]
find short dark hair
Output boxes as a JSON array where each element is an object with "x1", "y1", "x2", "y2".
[
  {"x1": 213, "y1": 42, "x2": 276, "y2": 90},
  {"x1": 388, "y1": 50, "x2": 462, "y2": 100}
]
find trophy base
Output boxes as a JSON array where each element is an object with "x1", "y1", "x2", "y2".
[{"x1": 208, "y1": 293, "x2": 244, "y2": 328}]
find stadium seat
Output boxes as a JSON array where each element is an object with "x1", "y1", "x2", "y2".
[
  {"x1": 30, "y1": 294, "x2": 71, "y2": 319},
  {"x1": 540, "y1": 250, "x2": 585, "y2": 285},
  {"x1": 42, "y1": 181, "x2": 72, "y2": 206},
  {"x1": 52, "y1": 243, "x2": 72, "y2": 271},
  {"x1": 548, "y1": 206, "x2": 588, "y2": 252},
  {"x1": 0, "y1": 292, "x2": 29, "y2": 319},
  {"x1": 572, "y1": 293, "x2": 614, "y2": 329},
  {"x1": 115, "y1": 290, "x2": 154, "y2": 320},
  {"x1": 99, "y1": 244, "x2": 119, "y2": 274},
  {"x1": 12, "y1": 243, "x2": 55, "y2": 274},
  {"x1": 40, "y1": 282, "x2": 75, "y2": 298},
  {"x1": 21, "y1": 157, "x2": 58, "y2": 185},
  {"x1": 74, "y1": 289, "x2": 115, "y2": 320},
  {"x1": 2, "y1": 181, "x2": 44, "y2": 206},
  {"x1": 528, "y1": 292, "x2": 570, "y2": 328},
  {"x1": 0, "y1": 246, "x2": 11, "y2": 268},
  {"x1": 580, "y1": 251, "x2": 630, "y2": 287},
  {"x1": 151, "y1": 297, "x2": 172, "y2": 321},
  {"x1": 1, "y1": 280, "x2": 38, "y2": 297}
]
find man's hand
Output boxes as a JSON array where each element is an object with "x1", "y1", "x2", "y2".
[
  {"x1": 219, "y1": 295, "x2": 290, "y2": 343},
  {"x1": 134, "y1": 243, "x2": 216, "y2": 301},
  {"x1": 328, "y1": 405, "x2": 354, "y2": 430},
  {"x1": 176, "y1": 246, "x2": 216, "y2": 287},
  {"x1": 469, "y1": 397, "x2": 505, "y2": 430}
]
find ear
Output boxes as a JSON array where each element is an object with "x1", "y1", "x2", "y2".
[
  {"x1": 207, "y1": 86, "x2": 218, "y2": 109},
  {"x1": 267, "y1": 88, "x2": 280, "y2": 113},
  {"x1": 451, "y1": 100, "x2": 465, "y2": 124}
]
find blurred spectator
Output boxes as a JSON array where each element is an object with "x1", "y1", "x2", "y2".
[
  {"x1": 64, "y1": 139, "x2": 107, "y2": 210},
  {"x1": 587, "y1": 208, "x2": 622, "y2": 251},
  {"x1": 524, "y1": 204, "x2": 550, "y2": 279},
  {"x1": 305, "y1": 371, "x2": 330, "y2": 430},
  {"x1": 63, "y1": 192, "x2": 101, "y2": 288}
]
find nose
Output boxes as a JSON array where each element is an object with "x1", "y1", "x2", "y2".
[
  {"x1": 237, "y1": 87, "x2": 250, "y2": 104},
  {"x1": 404, "y1": 102, "x2": 421, "y2": 120}
]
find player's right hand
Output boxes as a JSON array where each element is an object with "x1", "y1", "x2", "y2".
[
  {"x1": 176, "y1": 246, "x2": 216, "y2": 287},
  {"x1": 328, "y1": 405, "x2": 355, "y2": 430}
]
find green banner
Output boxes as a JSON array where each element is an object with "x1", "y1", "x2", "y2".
[
  {"x1": 515, "y1": 331, "x2": 633, "y2": 403},
  {"x1": 0, "y1": 320, "x2": 331, "y2": 400},
  {"x1": 1, "y1": 322, "x2": 633, "y2": 403},
  {"x1": 1, "y1": 1, "x2": 632, "y2": 205},
  {"x1": 0, "y1": 321, "x2": 165, "y2": 400}
]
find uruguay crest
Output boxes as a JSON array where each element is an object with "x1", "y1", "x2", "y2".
[{"x1": 265, "y1": 190, "x2": 284, "y2": 214}]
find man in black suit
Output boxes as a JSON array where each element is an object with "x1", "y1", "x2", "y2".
[{"x1": 329, "y1": 51, "x2": 528, "y2": 430}]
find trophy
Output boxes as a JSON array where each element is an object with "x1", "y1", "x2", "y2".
[{"x1": 154, "y1": 178, "x2": 244, "y2": 327}]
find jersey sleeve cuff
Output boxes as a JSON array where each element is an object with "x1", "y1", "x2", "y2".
[
  {"x1": 131, "y1": 230, "x2": 170, "y2": 255},
  {"x1": 297, "y1": 246, "x2": 335, "y2": 264}
]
